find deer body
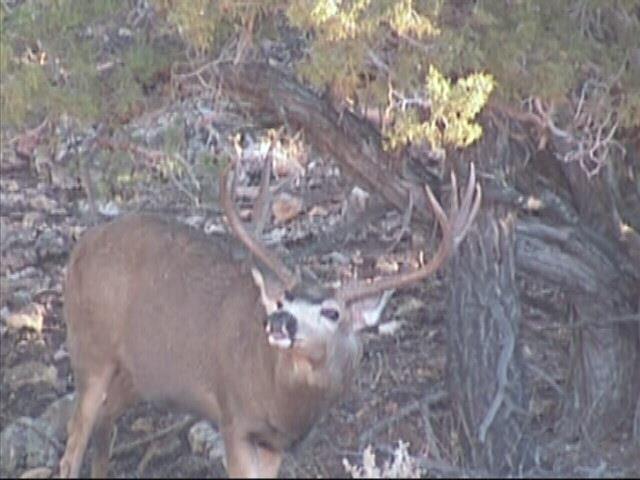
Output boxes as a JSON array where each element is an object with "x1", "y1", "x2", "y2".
[
  {"x1": 59, "y1": 162, "x2": 480, "y2": 478},
  {"x1": 61, "y1": 214, "x2": 359, "y2": 477}
]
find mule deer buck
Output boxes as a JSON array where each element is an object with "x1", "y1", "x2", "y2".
[{"x1": 58, "y1": 161, "x2": 480, "y2": 478}]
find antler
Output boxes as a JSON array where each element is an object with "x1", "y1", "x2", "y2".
[
  {"x1": 339, "y1": 163, "x2": 482, "y2": 304},
  {"x1": 251, "y1": 136, "x2": 277, "y2": 236},
  {"x1": 220, "y1": 161, "x2": 299, "y2": 290}
]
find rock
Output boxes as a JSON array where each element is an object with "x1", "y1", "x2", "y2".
[
  {"x1": 2, "y1": 232, "x2": 39, "y2": 272},
  {"x1": 272, "y1": 193, "x2": 303, "y2": 224},
  {"x1": 49, "y1": 161, "x2": 76, "y2": 189},
  {"x1": 1, "y1": 179, "x2": 21, "y2": 192},
  {"x1": 35, "y1": 230, "x2": 66, "y2": 261},
  {"x1": 0, "y1": 216, "x2": 10, "y2": 246},
  {"x1": 348, "y1": 186, "x2": 370, "y2": 213},
  {"x1": 5, "y1": 267, "x2": 40, "y2": 282},
  {"x1": 0, "y1": 417, "x2": 60, "y2": 474},
  {"x1": 29, "y1": 194, "x2": 57, "y2": 213},
  {"x1": 377, "y1": 319, "x2": 405, "y2": 335},
  {"x1": 393, "y1": 297, "x2": 425, "y2": 317},
  {"x1": 0, "y1": 395, "x2": 75, "y2": 476},
  {"x1": 39, "y1": 394, "x2": 75, "y2": 443},
  {"x1": 188, "y1": 421, "x2": 225, "y2": 462},
  {"x1": 272, "y1": 144, "x2": 306, "y2": 178},
  {"x1": 3, "y1": 362, "x2": 59, "y2": 392},
  {"x1": 52, "y1": 347, "x2": 69, "y2": 363},
  {"x1": 98, "y1": 201, "x2": 120, "y2": 217},
  {"x1": 118, "y1": 27, "x2": 133, "y2": 38},
  {"x1": 131, "y1": 417, "x2": 154, "y2": 433},
  {"x1": 4, "y1": 303, "x2": 46, "y2": 333},
  {"x1": 1, "y1": 270, "x2": 53, "y2": 311},
  {"x1": 137, "y1": 435, "x2": 182, "y2": 477},
  {"x1": 325, "y1": 251, "x2": 350, "y2": 265},
  {"x1": 183, "y1": 215, "x2": 205, "y2": 229},
  {"x1": 19, "y1": 466, "x2": 53, "y2": 478},
  {"x1": 5, "y1": 289, "x2": 33, "y2": 310},
  {"x1": 308, "y1": 205, "x2": 329, "y2": 218},
  {"x1": 33, "y1": 146, "x2": 51, "y2": 178},
  {"x1": 375, "y1": 256, "x2": 400, "y2": 274},
  {"x1": 22, "y1": 211, "x2": 46, "y2": 230}
]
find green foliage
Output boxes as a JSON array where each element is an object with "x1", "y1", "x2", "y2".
[
  {"x1": 389, "y1": 66, "x2": 494, "y2": 154},
  {"x1": 283, "y1": 0, "x2": 639, "y2": 155},
  {"x1": 289, "y1": 0, "x2": 439, "y2": 41},
  {"x1": 286, "y1": 0, "x2": 493, "y2": 152},
  {"x1": 92, "y1": 149, "x2": 138, "y2": 202},
  {"x1": 152, "y1": 0, "x2": 219, "y2": 53},
  {"x1": 0, "y1": 0, "x2": 180, "y2": 129},
  {"x1": 287, "y1": 0, "x2": 440, "y2": 94},
  {"x1": 150, "y1": 0, "x2": 282, "y2": 54},
  {"x1": 434, "y1": 0, "x2": 640, "y2": 129},
  {"x1": 3, "y1": 0, "x2": 636, "y2": 164},
  {"x1": 125, "y1": 41, "x2": 167, "y2": 88}
]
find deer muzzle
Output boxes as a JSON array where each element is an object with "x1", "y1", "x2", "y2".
[{"x1": 265, "y1": 310, "x2": 297, "y2": 348}]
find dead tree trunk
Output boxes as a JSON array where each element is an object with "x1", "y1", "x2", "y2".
[
  {"x1": 538, "y1": 143, "x2": 640, "y2": 442},
  {"x1": 447, "y1": 122, "x2": 532, "y2": 473}
]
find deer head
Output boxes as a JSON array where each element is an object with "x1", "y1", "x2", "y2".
[{"x1": 219, "y1": 159, "x2": 481, "y2": 359}]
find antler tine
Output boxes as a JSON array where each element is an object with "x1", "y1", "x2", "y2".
[
  {"x1": 425, "y1": 183, "x2": 448, "y2": 228},
  {"x1": 339, "y1": 163, "x2": 481, "y2": 304},
  {"x1": 454, "y1": 164, "x2": 482, "y2": 247},
  {"x1": 251, "y1": 139, "x2": 276, "y2": 236},
  {"x1": 220, "y1": 162, "x2": 298, "y2": 290},
  {"x1": 449, "y1": 163, "x2": 473, "y2": 226},
  {"x1": 450, "y1": 167, "x2": 459, "y2": 213}
]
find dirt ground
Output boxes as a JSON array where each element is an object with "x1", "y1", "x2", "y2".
[{"x1": 2, "y1": 134, "x2": 638, "y2": 478}]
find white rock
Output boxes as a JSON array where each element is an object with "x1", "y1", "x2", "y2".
[{"x1": 188, "y1": 421, "x2": 225, "y2": 462}]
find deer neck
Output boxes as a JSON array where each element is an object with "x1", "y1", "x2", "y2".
[{"x1": 273, "y1": 333, "x2": 361, "y2": 398}]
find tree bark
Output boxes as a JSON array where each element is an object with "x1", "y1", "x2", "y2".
[
  {"x1": 447, "y1": 122, "x2": 532, "y2": 473},
  {"x1": 550, "y1": 146, "x2": 639, "y2": 442}
]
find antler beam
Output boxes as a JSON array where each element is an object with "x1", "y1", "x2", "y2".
[
  {"x1": 220, "y1": 162, "x2": 299, "y2": 290},
  {"x1": 339, "y1": 164, "x2": 482, "y2": 304}
]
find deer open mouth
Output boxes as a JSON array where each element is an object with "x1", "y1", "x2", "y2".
[
  {"x1": 265, "y1": 310, "x2": 297, "y2": 349},
  {"x1": 267, "y1": 331, "x2": 292, "y2": 348}
]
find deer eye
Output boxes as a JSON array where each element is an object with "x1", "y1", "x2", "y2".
[{"x1": 321, "y1": 308, "x2": 340, "y2": 322}]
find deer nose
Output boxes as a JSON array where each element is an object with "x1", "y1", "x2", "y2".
[{"x1": 266, "y1": 310, "x2": 297, "y2": 338}]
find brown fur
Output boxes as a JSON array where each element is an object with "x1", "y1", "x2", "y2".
[
  {"x1": 59, "y1": 160, "x2": 481, "y2": 478},
  {"x1": 59, "y1": 214, "x2": 360, "y2": 478}
]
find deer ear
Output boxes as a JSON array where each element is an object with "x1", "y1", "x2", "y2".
[
  {"x1": 348, "y1": 290, "x2": 395, "y2": 331},
  {"x1": 251, "y1": 267, "x2": 286, "y2": 314}
]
